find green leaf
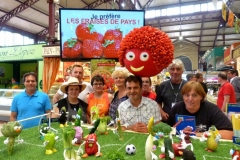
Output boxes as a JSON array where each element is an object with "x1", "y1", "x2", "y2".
[
  {"x1": 67, "y1": 38, "x2": 77, "y2": 48},
  {"x1": 102, "y1": 40, "x2": 114, "y2": 48}
]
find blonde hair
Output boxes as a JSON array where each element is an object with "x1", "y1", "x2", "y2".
[
  {"x1": 167, "y1": 59, "x2": 185, "y2": 71},
  {"x1": 112, "y1": 69, "x2": 128, "y2": 79}
]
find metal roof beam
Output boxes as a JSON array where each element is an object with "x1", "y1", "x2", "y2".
[
  {"x1": 146, "y1": 11, "x2": 221, "y2": 25},
  {"x1": 136, "y1": 0, "x2": 142, "y2": 9},
  {"x1": 163, "y1": 27, "x2": 219, "y2": 33},
  {"x1": 83, "y1": 0, "x2": 111, "y2": 9},
  {"x1": 146, "y1": 0, "x2": 219, "y2": 10},
  {"x1": 170, "y1": 32, "x2": 236, "y2": 39},
  {"x1": 81, "y1": 0, "x2": 88, "y2": 5},
  {"x1": 0, "y1": 8, "x2": 47, "y2": 29},
  {"x1": 123, "y1": 0, "x2": 136, "y2": 10},
  {"x1": 196, "y1": 39, "x2": 240, "y2": 42},
  {"x1": 38, "y1": 0, "x2": 114, "y2": 38},
  {"x1": 0, "y1": 0, "x2": 40, "y2": 31},
  {"x1": 212, "y1": 21, "x2": 221, "y2": 47},
  {"x1": 15, "y1": 0, "x2": 59, "y2": 21},
  {"x1": 142, "y1": 0, "x2": 153, "y2": 9}
]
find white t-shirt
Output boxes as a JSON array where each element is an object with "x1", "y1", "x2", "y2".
[{"x1": 57, "y1": 81, "x2": 93, "y2": 101}]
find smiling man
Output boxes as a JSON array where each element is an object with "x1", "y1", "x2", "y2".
[
  {"x1": 10, "y1": 72, "x2": 52, "y2": 129},
  {"x1": 156, "y1": 59, "x2": 187, "y2": 122},
  {"x1": 53, "y1": 64, "x2": 93, "y2": 104},
  {"x1": 118, "y1": 75, "x2": 161, "y2": 133}
]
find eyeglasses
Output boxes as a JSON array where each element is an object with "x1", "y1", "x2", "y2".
[
  {"x1": 142, "y1": 81, "x2": 150, "y2": 83},
  {"x1": 93, "y1": 83, "x2": 103, "y2": 86}
]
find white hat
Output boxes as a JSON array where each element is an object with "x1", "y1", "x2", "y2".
[{"x1": 60, "y1": 77, "x2": 86, "y2": 94}]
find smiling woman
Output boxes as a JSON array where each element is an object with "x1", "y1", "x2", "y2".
[
  {"x1": 85, "y1": 75, "x2": 113, "y2": 124},
  {"x1": 53, "y1": 77, "x2": 88, "y2": 123},
  {"x1": 167, "y1": 81, "x2": 233, "y2": 140}
]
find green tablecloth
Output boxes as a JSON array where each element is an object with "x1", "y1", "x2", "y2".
[{"x1": 0, "y1": 122, "x2": 236, "y2": 160}]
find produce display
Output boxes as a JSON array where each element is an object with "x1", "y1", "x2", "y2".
[{"x1": 0, "y1": 121, "x2": 238, "y2": 160}]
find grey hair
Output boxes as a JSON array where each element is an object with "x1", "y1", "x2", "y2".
[{"x1": 167, "y1": 59, "x2": 185, "y2": 71}]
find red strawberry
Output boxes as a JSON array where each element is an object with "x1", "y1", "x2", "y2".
[
  {"x1": 82, "y1": 39, "x2": 103, "y2": 58},
  {"x1": 103, "y1": 29, "x2": 122, "y2": 41},
  {"x1": 62, "y1": 38, "x2": 82, "y2": 58},
  {"x1": 103, "y1": 39, "x2": 121, "y2": 58},
  {"x1": 76, "y1": 23, "x2": 103, "y2": 43}
]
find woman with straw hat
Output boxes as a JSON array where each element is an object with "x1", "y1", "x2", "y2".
[{"x1": 53, "y1": 77, "x2": 88, "y2": 123}]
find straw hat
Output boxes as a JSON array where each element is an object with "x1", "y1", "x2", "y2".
[{"x1": 60, "y1": 77, "x2": 86, "y2": 94}]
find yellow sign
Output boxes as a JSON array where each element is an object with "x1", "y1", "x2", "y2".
[
  {"x1": 233, "y1": 47, "x2": 240, "y2": 59},
  {"x1": 0, "y1": 44, "x2": 43, "y2": 61}
]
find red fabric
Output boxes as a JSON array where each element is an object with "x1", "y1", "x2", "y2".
[
  {"x1": 217, "y1": 82, "x2": 236, "y2": 109},
  {"x1": 142, "y1": 91, "x2": 156, "y2": 100}
]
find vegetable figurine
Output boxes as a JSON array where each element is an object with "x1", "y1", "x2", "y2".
[
  {"x1": 160, "y1": 136, "x2": 175, "y2": 160},
  {"x1": 59, "y1": 106, "x2": 68, "y2": 128},
  {"x1": 62, "y1": 126, "x2": 81, "y2": 160},
  {"x1": 181, "y1": 148, "x2": 196, "y2": 160},
  {"x1": 118, "y1": 26, "x2": 174, "y2": 77},
  {"x1": 98, "y1": 116, "x2": 111, "y2": 135},
  {"x1": 145, "y1": 116, "x2": 155, "y2": 160},
  {"x1": 230, "y1": 147, "x2": 240, "y2": 160},
  {"x1": 74, "y1": 108, "x2": 82, "y2": 126},
  {"x1": 1, "y1": 121, "x2": 22, "y2": 155},
  {"x1": 80, "y1": 133, "x2": 102, "y2": 158},
  {"x1": 204, "y1": 125, "x2": 221, "y2": 152},
  {"x1": 90, "y1": 106, "x2": 99, "y2": 124},
  {"x1": 152, "y1": 122, "x2": 172, "y2": 148},
  {"x1": 78, "y1": 118, "x2": 101, "y2": 158},
  {"x1": 43, "y1": 132, "x2": 59, "y2": 155},
  {"x1": 39, "y1": 123, "x2": 50, "y2": 140},
  {"x1": 74, "y1": 126, "x2": 84, "y2": 145},
  {"x1": 116, "y1": 110, "x2": 124, "y2": 140}
]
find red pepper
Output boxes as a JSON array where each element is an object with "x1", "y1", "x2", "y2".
[{"x1": 85, "y1": 134, "x2": 98, "y2": 155}]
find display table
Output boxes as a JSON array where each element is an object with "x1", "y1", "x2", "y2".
[
  {"x1": 0, "y1": 122, "x2": 236, "y2": 160},
  {"x1": 0, "y1": 89, "x2": 25, "y2": 121}
]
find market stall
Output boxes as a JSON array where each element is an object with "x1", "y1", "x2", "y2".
[{"x1": 0, "y1": 44, "x2": 44, "y2": 121}]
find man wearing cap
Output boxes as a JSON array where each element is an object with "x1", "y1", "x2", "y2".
[
  {"x1": 53, "y1": 64, "x2": 93, "y2": 104},
  {"x1": 53, "y1": 77, "x2": 88, "y2": 123}
]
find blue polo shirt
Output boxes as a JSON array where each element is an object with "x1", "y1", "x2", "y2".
[{"x1": 11, "y1": 90, "x2": 52, "y2": 129}]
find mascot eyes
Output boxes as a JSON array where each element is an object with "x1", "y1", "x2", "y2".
[
  {"x1": 140, "y1": 52, "x2": 149, "y2": 61},
  {"x1": 126, "y1": 51, "x2": 135, "y2": 61}
]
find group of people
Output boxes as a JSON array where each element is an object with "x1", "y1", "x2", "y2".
[{"x1": 10, "y1": 60, "x2": 238, "y2": 140}]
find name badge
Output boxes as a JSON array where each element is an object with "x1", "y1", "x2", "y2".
[{"x1": 172, "y1": 103, "x2": 176, "y2": 108}]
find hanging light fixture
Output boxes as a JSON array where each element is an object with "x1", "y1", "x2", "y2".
[
  {"x1": 179, "y1": 33, "x2": 183, "y2": 40},
  {"x1": 179, "y1": 22, "x2": 183, "y2": 40}
]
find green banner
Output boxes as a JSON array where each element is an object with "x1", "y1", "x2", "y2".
[{"x1": 0, "y1": 44, "x2": 44, "y2": 61}]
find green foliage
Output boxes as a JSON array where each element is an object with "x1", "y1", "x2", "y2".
[
  {"x1": 104, "y1": 150, "x2": 125, "y2": 160},
  {"x1": 152, "y1": 122, "x2": 172, "y2": 135}
]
